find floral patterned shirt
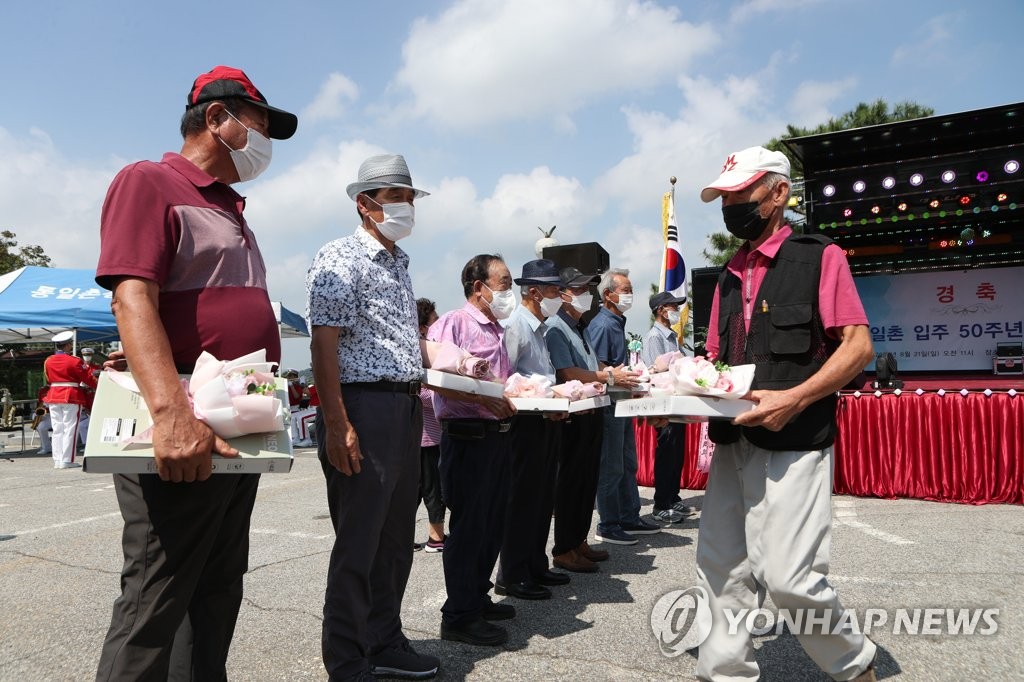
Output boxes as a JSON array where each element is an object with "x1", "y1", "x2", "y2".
[{"x1": 306, "y1": 227, "x2": 421, "y2": 383}]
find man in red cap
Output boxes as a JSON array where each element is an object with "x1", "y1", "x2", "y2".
[
  {"x1": 94, "y1": 66, "x2": 296, "y2": 681},
  {"x1": 695, "y1": 146, "x2": 877, "y2": 681},
  {"x1": 42, "y1": 331, "x2": 95, "y2": 468}
]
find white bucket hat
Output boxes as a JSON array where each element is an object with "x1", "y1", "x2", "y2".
[
  {"x1": 52, "y1": 331, "x2": 74, "y2": 343},
  {"x1": 345, "y1": 154, "x2": 430, "y2": 200},
  {"x1": 700, "y1": 146, "x2": 790, "y2": 202}
]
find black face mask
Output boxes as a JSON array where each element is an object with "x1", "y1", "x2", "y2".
[{"x1": 722, "y1": 200, "x2": 771, "y2": 241}]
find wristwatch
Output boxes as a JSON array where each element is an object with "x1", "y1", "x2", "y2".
[{"x1": 606, "y1": 370, "x2": 615, "y2": 386}]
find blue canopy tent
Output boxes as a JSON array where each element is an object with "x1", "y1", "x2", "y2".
[
  {"x1": 0, "y1": 266, "x2": 118, "y2": 345},
  {"x1": 0, "y1": 266, "x2": 308, "y2": 346}
]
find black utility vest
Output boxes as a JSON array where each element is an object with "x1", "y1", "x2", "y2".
[{"x1": 708, "y1": 233, "x2": 839, "y2": 451}]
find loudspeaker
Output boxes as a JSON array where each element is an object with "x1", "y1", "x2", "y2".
[
  {"x1": 541, "y1": 242, "x2": 610, "y2": 277},
  {"x1": 690, "y1": 266, "x2": 722, "y2": 356}
]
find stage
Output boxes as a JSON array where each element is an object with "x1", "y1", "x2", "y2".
[{"x1": 634, "y1": 374, "x2": 1024, "y2": 505}]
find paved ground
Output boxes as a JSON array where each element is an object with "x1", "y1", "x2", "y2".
[{"x1": 2, "y1": 438, "x2": 1023, "y2": 681}]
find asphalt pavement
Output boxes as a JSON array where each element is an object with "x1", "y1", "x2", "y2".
[{"x1": 2, "y1": 439, "x2": 1022, "y2": 681}]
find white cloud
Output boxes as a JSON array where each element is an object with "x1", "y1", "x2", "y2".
[
  {"x1": 395, "y1": 0, "x2": 719, "y2": 128},
  {"x1": 730, "y1": 0, "x2": 823, "y2": 23},
  {"x1": 302, "y1": 73, "x2": 359, "y2": 123},
  {"x1": 0, "y1": 126, "x2": 120, "y2": 271},
  {"x1": 788, "y1": 77, "x2": 858, "y2": 128}
]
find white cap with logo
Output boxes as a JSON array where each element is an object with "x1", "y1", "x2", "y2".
[{"x1": 701, "y1": 146, "x2": 791, "y2": 203}]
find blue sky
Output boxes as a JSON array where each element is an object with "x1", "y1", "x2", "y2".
[{"x1": 2, "y1": 0, "x2": 1022, "y2": 370}]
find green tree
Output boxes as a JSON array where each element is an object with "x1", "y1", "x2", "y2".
[
  {"x1": 0, "y1": 230, "x2": 52, "y2": 274},
  {"x1": 702, "y1": 99, "x2": 935, "y2": 265}
]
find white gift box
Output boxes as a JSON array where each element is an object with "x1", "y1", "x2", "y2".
[
  {"x1": 567, "y1": 395, "x2": 612, "y2": 413},
  {"x1": 614, "y1": 395, "x2": 755, "y2": 422},
  {"x1": 83, "y1": 372, "x2": 294, "y2": 474},
  {"x1": 508, "y1": 397, "x2": 571, "y2": 412},
  {"x1": 421, "y1": 369, "x2": 505, "y2": 398}
]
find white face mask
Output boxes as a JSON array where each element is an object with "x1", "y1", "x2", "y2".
[
  {"x1": 613, "y1": 292, "x2": 633, "y2": 313},
  {"x1": 667, "y1": 310, "x2": 681, "y2": 326},
  {"x1": 484, "y1": 284, "x2": 516, "y2": 320},
  {"x1": 539, "y1": 295, "x2": 563, "y2": 318},
  {"x1": 367, "y1": 197, "x2": 415, "y2": 241},
  {"x1": 570, "y1": 291, "x2": 593, "y2": 314},
  {"x1": 219, "y1": 111, "x2": 273, "y2": 182}
]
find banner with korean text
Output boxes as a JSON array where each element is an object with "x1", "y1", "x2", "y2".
[{"x1": 854, "y1": 266, "x2": 1024, "y2": 371}]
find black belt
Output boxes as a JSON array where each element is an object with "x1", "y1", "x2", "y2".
[
  {"x1": 441, "y1": 418, "x2": 512, "y2": 434},
  {"x1": 345, "y1": 380, "x2": 421, "y2": 395}
]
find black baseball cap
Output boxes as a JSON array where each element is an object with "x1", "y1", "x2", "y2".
[
  {"x1": 649, "y1": 291, "x2": 687, "y2": 311},
  {"x1": 559, "y1": 266, "x2": 600, "y2": 288}
]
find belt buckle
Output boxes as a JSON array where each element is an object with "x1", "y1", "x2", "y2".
[
  {"x1": 408, "y1": 381, "x2": 422, "y2": 395},
  {"x1": 498, "y1": 421, "x2": 511, "y2": 433}
]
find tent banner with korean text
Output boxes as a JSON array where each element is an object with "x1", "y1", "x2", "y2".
[{"x1": 854, "y1": 266, "x2": 1024, "y2": 372}]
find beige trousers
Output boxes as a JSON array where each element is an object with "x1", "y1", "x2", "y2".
[{"x1": 695, "y1": 437, "x2": 876, "y2": 681}]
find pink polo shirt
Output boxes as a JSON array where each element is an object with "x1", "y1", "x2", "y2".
[
  {"x1": 706, "y1": 225, "x2": 867, "y2": 360},
  {"x1": 427, "y1": 302, "x2": 512, "y2": 421}
]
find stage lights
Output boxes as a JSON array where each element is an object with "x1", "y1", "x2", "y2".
[
  {"x1": 976, "y1": 171, "x2": 989, "y2": 183},
  {"x1": 928, "y1": 199, "x2": 940, "y2": 209},
  {"x1": 997, "y1": 192, "x2": 1008, "y2": 203},
  {"x1": 853, "y1": 180, "x2": 866, "y2": 193},
  {"x1": 1006, "y1": 160, "x2": 1020, "y2": 174},
  {"x1": 941, "y1": 170, "x2": 956, "y2": 183},
  {"x1": 882, "y1": 176, "x2": 896, "y2": 190},
  {"x1": 843, "y1": 208, "x2": 853, "y2": 218},
  {"x1": 909, "y1": 173, "x2": 925, "y2": 186},
  {"x1": 870, "y1": 205, "x2": 881, "y2": 214},
  {"x1": 822, "y1": 184, "x2": 836, "y2": 197},
  {"x1": 959, "y1": 195, "x2": 972, "y2": 206},
  {"x1": 897, "y1": 202, "x2": 908, "y2": 212}
]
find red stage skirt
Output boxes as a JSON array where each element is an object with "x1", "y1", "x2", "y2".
[{"x1": 634, "y1": 391, "x2": 1024, "y2": 505}]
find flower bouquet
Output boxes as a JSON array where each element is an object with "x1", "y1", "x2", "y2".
[
  {"x1": 425, "y1": 341, "x2": 493, "y2": 379},
  {"x1": 107, "y1": 349, "x2": 287, "y2": 440},
  {"x1": 82, "y1": 349, "x2": 293, "y2": 474},
  {"x1": 648, "y1": 355, "x2": 754, "y2": 399},
  {"x1": 551, "y1": 379, "x2": 607, "y2": 401},
  {"x1": 422, "y1": 342, "x2": 504, "y2": 398},
  {"x1": 504, "y1": 372, "x2": 554, "y2": 398},
  {"x1": 626, "y1": 332, "x2": 644, "y2": 368}
]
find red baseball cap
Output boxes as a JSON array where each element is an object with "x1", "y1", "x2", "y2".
[{"x1": 186, "y1": 65, "x2": 298, "y2": 140}]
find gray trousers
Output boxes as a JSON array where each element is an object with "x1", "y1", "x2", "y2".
[
  {"x1": 316, "y1": 386, "x2": 422, "y2": 681},
  {"x1": 695, "y1": 438, "x2": 876, "y2": 681},
  {"x1": 96, "y1": 472, "x2": 260, "y2": 681}
]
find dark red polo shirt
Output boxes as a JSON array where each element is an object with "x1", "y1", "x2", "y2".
[{"x1": 96, "y1": 153, "x2": 280, "y2": 368}]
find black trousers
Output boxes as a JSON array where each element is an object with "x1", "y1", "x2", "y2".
[
  {"x1": 96, "y1": 472, "x2": 260, "y2": 682},
  {"x1": 317, "y1": 387, "x2": 422, "y2": 681},
  {"x1": 439, "y1": 425, "x2": 510, "y2": 626},
  {"x1": 653, "y1": 422, "x2": 687, "y2": 510},
  {"x1": 498, "y1": 414, "x2": 561, "y2": 583},
  {"x1": 552, "y1": 408, "x2": 605, "y2": 557},
  {"x1": 418, "y1": 445, "x2": 445, "y2": 525}
]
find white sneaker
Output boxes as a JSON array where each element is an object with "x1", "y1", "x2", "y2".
[{"x1": 56, "y1": 462, "x2": 82, "y2": 469}]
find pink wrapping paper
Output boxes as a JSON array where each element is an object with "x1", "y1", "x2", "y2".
[{"x1": 428, "y1": 341, "x2": 493, "y2": 379}]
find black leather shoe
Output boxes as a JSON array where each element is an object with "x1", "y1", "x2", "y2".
[
  {"x1": 534, "y1": 569, "x2": 570, "y2": 586},
  {"x1": 494, "y1": 580, "x2": 552, "y2": 600},
  {"x1": 482, "y1": 601, "x2": 516, "y2": 621},
  {"x1": 441, "y1": 617, "x2": 509, "y2": 646}
]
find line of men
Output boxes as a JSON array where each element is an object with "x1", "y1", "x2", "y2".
[{"x1": 90, "y1": 64, "x2": 876, "y2": 682}]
